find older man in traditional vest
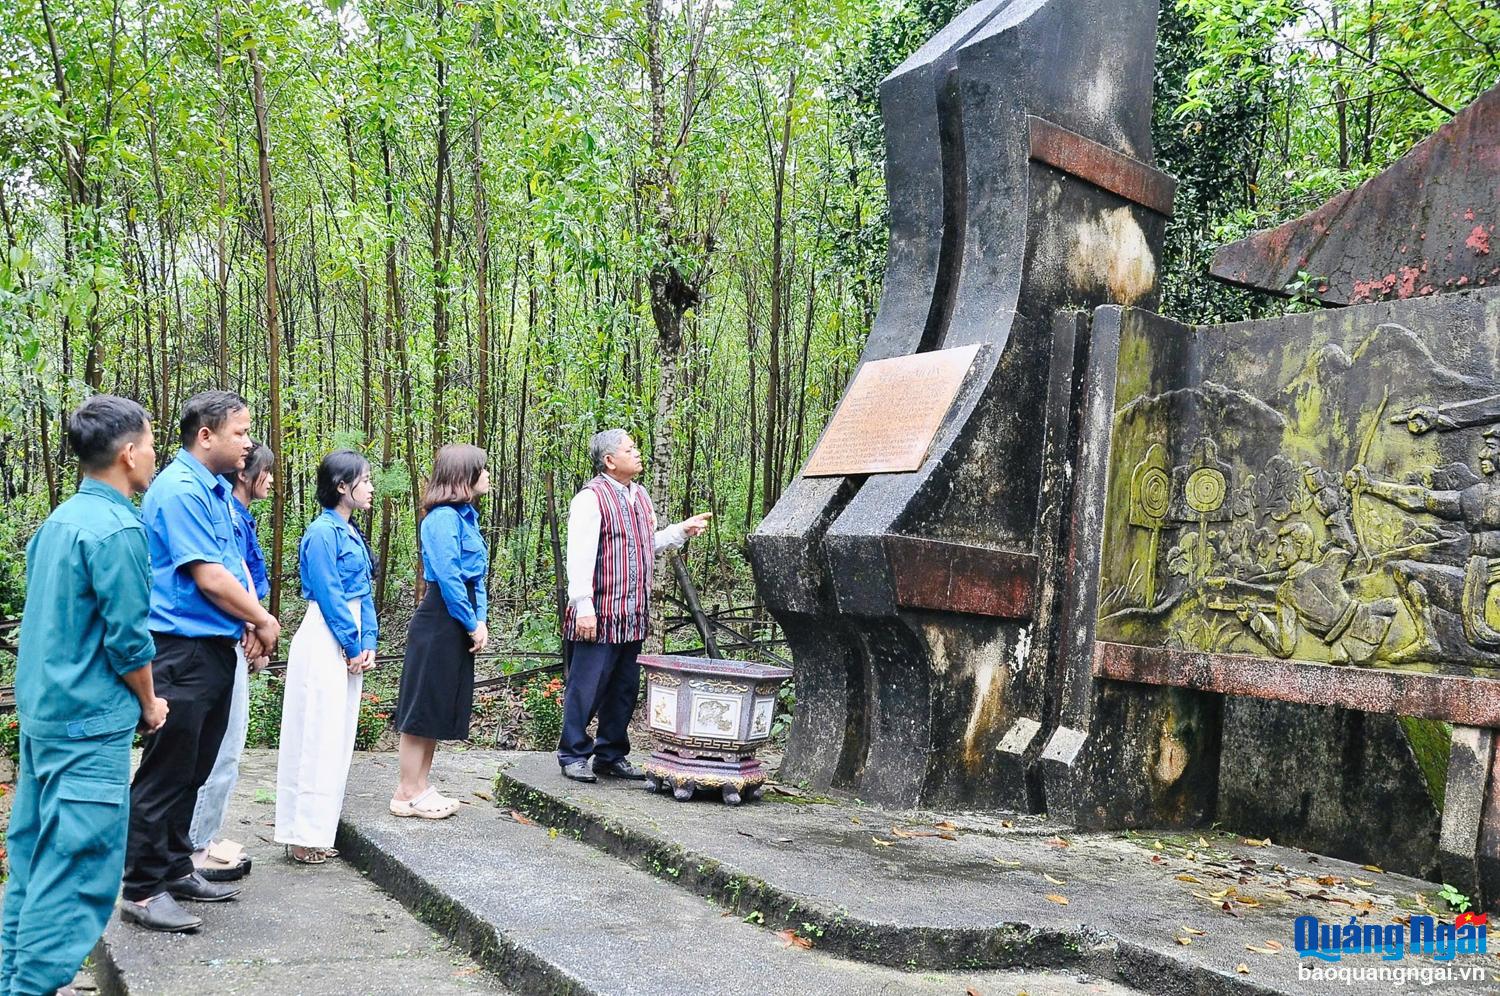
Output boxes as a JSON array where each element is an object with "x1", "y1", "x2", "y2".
[{"x1": 560, "y1": 429, "x2": 710, "y2": 782}]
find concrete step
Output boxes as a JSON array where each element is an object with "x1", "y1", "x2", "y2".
[
  {"x1": 337, "y1": 751, "x2": 1145, "y2": 996},
  {"x1": 94, "y1": 751, "x2": 508, "y2": 996},
  {"x1": 487, "y1": 750, "x2": 1500, "y2": 996}
]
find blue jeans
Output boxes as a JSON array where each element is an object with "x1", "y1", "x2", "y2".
[
  {"x1": 188, "y1": 646, "x2": 249, "y2": 850},
  {"x1": 0, "y1": 727, "x2": 133, "y2": 995}
]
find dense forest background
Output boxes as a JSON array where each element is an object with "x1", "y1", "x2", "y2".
[{"x1": 1, "y1": 0, "x2": 1496, "y2": 649}]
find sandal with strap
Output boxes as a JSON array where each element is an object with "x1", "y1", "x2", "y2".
[
  {"x1": 389, "y1": 787, "x2": 460, "y2": 820},
  {"x1": 285, "y1": 845, "x2": 331, "y2": 865}
]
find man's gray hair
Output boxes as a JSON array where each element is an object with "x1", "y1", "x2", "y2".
[{"x1": 589, "y1": 428, "x2": 632, "y2": 475}]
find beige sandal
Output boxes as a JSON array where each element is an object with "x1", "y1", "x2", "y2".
[
  {"x1": 389, "y1": 787, "x2": 459, "y2": 819},
  {"x1": 285, "y1": 844, "x2": 328, "y2": 865}
]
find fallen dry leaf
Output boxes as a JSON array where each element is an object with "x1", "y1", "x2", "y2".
[
  {"x1": 1316, "y1": 875, "x2": 1342, "y2": 887},
  {"x1": 1246, "y1": 944, "x2": 1279, "y2": 954},
  {"x1": 1175, "y1": 936, "x2": 1192, "y2": 946},
  {"x1": 1044, "y1": 894, "x2": 1070, "y2": 906},
  {"x1": 1198, "y1": 836, "x2": 1210, "y2": 847},
  {"x1": 934, "y1": 820, "x2": 958, "y2": 831},
  {"x1": 776, "y1": 929, "x2": 813, "y2": 950},
  {"x1": 1262, "y1": 940, "x2": 1284, "y2": 951},
  {"x1": 1044, "y1": 873, "x2": 1067, "y2": 885},
  {"x1": 1241, "y1": 837, "x2": 1270, "y2": 847},
  {"x1": 1236, "y1": 897, "x2": 1261, "y2": 908},
  {"x1": 965, "y1": 988, "x2": 982, "y2": 996},
  {"x1": 1150, "y1": 855, "x2": 1164, "y2": 864},
  {"x1": 1047, "y1": 836, "x2": 1071, "y2": 848},
  {"x1": 1176, "y1": 873, "x2": 1202, "y2": 884},
  {"x1": 1362, "y1": 864, "x2": 1384, "y2": 874},
  {"x1": 1351, "y1": 877, "x2": 1374, "y2": 887},
  {"x1": 850, "y1": 816, "x2": 861, "y2": 825},
  {"x1": 996, "y1": 858, "x2": 1022, "y2": 867},
  {"x1": 999, "y1": 819, "x2": 1015, "y2": 829},
  {"x1": 472, "y1": 790, "x2": 492, "y2": 801},
  {"x1": 871, "y1": 836, "x2": 893, "y2": 847},
  {"x1": 1180, "y1": 925, "x2": 1207, "y2": 936},
  {"x1": 510, "y1": 810, "x2": 538, "y2": 826},
  {"x1": 1235, "y1": 963, "x2": 1250, "y2": 975}
]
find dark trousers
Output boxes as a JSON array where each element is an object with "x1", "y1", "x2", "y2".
[
  {"x1": 558, "y1": 640, "x2": 642, "y2": 766},
  {"x1": 122, "y1": 633, "x2": 237, "y2": 901}
]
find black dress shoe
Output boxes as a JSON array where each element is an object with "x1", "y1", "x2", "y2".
[
  {"x1": 198, "y1": 855, "x2": 252, "y2": 882},
  {"x1": 561, "y1": 760, "x2": 597, "y2": 782},
  {"x1": 594, "y1": 759, "x2": 646, "y2": 780},
  {"x1": 165, "y1": 871, "x2": 242, "y2": 903},
  {"x1": 119, "y1": 893, "x2": 202, "y2": 932}
]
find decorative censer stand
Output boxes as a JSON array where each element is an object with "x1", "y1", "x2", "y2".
[{"x1": 637, "y1": 655, "x2": 792, "y2": 805}]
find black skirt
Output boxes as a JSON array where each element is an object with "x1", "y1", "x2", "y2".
[{"x1": 394, "y1": 581, "x2": 476, "y2": 740}]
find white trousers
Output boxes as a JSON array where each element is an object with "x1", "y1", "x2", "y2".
[{"x1": 275, "y1": 600, "x2": 364, "y2": 848}]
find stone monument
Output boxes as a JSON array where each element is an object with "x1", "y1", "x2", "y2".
[
  {"x1": 750, "y1": 0, "x2": 1500, "y2": 907},
  {"x1": 749, "y1": 0, "x2": 1175, "y2": 811}
]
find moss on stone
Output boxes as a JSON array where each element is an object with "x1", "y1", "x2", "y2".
[{"x1": 1397, "y1": 715, "x2": 1451, "y2": 811}]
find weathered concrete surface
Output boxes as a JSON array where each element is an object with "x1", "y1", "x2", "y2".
[
  {"x1": 1211, "y1": 82, "x2": 1499, "y2": 304},
  {"x1": 337, "y1": 750, "x2": 1144, "y2": 996},
  {"x1": 93, "y1": 750, "x2": 505, "y2": 996},
  {"x1": 1218, "y1": 700, "x2": 1441, "y2": 879},
  {"x1": 491, "y1": 750, "x2": 1500, "y2": 996}
]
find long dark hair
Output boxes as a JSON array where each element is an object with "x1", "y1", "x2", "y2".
[
  {"x1": 422, "y1": 444, "x2": 487, "y2": 510},
  {"x1": 315, "y1": 449, "x2": 370, "y2": 509}
]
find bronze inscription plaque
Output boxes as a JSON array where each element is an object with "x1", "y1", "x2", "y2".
[{"x1": 803, "y1": 344, "x2": 980, "y2": 477}]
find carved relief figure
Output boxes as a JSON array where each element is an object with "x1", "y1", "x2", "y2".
[
  {"x1": 1232, "y1": 523, "x2": 1399, "y2": 664},
  {"x1": 1102, "y1": 318, "x2": 1500, "y2": 672},
  {"x1": 1349, "y1": 427, "x2": 1500, "y2": 649}
]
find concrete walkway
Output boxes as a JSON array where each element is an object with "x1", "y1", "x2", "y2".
[
  {"x1": 337, "y1": 748, "x2": 1140, "y2": 996},
  {"x1": 94, "y1": 750, "x2": 507, "y2": 995}
]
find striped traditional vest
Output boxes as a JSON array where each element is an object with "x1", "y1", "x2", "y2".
[{"x1": 564, "y1": 476, "x2": 657, "y2": 644}]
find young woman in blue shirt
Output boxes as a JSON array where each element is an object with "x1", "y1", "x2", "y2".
[
  {"x1": 189, "y1": 440, "x2": 275, "y2": 883},
  {"x1": 390, "y1": 444, "x2": 490, "y2": 818},
  {"x1": 276, "y1": 450, "x2": 377, "y2": 862}
]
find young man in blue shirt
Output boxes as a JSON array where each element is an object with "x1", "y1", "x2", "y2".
[
  {"x1": 120, "y1": 391, "x2": 283, "y2": 932},
  {"x1": 0, "y1": 395, "x2": 170, "y2": 995},
  {"x1": 189, "y1": 441, "x2": 275, "y2": 882}
]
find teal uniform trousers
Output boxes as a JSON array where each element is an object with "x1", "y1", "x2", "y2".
[
  {"x1": 1, "y1": 728, "x2": 133, "y2": 995},
  {"x1": 2, "y1": 478, "x2": 154, "y2": 995}
]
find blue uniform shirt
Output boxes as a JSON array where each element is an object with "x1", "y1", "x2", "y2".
[
  {"x1": 142, "y1": 450, "x2": 251, "y2": 638},
  {"x1": 225, "y1": 485, "x2": 270, "y2": 601},
  {"x1": 421, "y1": 503, "x2": 488, "y2": 632},
  {"x1": 300, "y1": 509, "x2": 377, "y2": 660},
  {"x1": 16, "y1": 479, "x2": 154, "y2": 740}
]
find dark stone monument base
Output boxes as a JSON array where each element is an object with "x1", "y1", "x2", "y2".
[
  {"x1": 1040, "y1": 682, "x2": 1221, "y2": 829},
  {"x1": 1217, "y1": 698, "x2": 1441, "y2": 878},
  {"x1": 644, "y1": 751, "x2": 769, "y2": 806}
]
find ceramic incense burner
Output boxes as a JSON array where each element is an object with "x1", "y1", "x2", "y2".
[{"x1": 638, "y1": 654, "x2": 792, "y2": 805}]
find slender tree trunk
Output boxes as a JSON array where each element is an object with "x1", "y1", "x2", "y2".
[
  {"x1": 249, "y1": 43, "x2": 287, "y2": 616},
  {"x1": 430, "y1": 0, "x2": 451, "y2": 450},
  {"x1": 470, "y1": 54, "x2": 490, "y2": 453},
  {"x1": 214, "y1": 13, "x2": 230, "y2": 382}
]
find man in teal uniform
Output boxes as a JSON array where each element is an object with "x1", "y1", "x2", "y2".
[{"x1": 0, "y1": 395, "x2": 170, "y2": 996}]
